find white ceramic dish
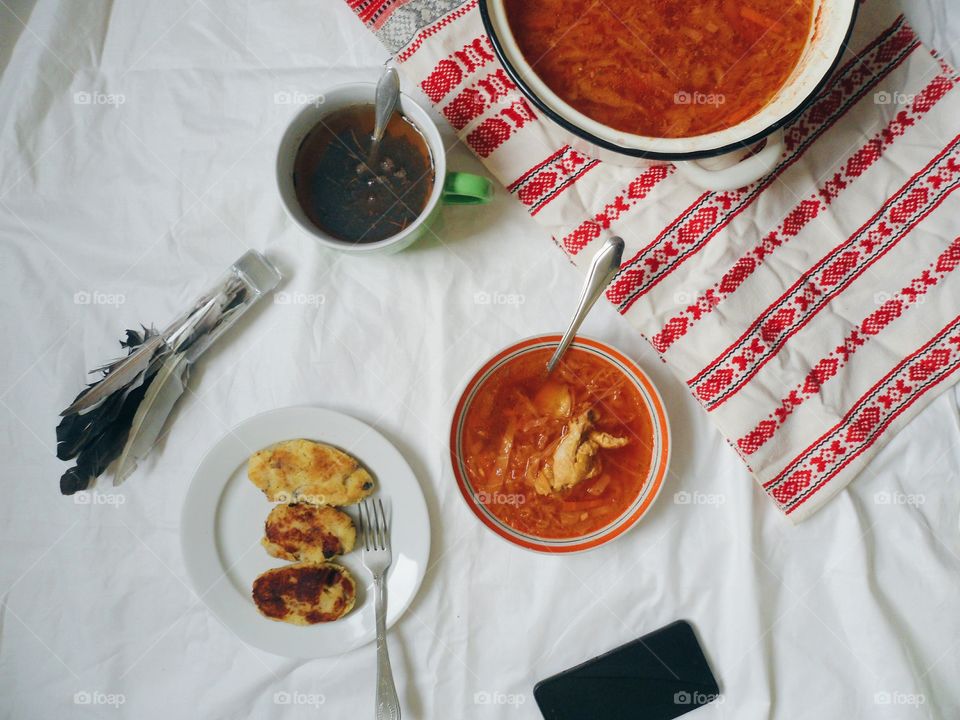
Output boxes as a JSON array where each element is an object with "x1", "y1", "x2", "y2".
[
  {"x1": 276, "y1": 82, "x2": 490, "y2": 255},
  {"x1": 180, "y1": 406, "x2": 430, "y2": 658},
  {"x1": 449, "y1": 335, "x2": 671, "y2": 554}
]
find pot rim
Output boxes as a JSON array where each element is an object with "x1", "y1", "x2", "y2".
[{"x1": 479, "y1": 0, "x2": 860, "y2": 162}]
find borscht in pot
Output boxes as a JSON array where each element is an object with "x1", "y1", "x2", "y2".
[
  {"x1": 481, "y1": 0, "x2": 859, "y2": 190},
  {"x1": 501, "y1": 0, "x2": 813, "y2": 139}
]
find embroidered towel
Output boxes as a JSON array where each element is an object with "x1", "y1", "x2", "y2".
[{"x1": 346, "y1": 0, "x2": 960, "y2": 521}]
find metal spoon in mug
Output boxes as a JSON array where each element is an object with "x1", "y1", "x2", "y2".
[
  {"x1": 369, "y1": 64, "x2": 400, "y2": 166},
  {"x1": 546, "y1": 235, "x2": 625, "y2": 374}
]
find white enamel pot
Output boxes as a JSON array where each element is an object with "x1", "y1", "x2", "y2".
[{"x1": 480, "y1": 0, "x2": 859, "y2": 191}]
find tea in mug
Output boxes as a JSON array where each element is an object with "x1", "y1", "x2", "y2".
[{"x1": 293, "y1": 105, "x2": 435, "y2": 243}]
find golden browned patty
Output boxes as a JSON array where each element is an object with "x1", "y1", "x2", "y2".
[
  {"x1": 252, "y1": 562, "x2": 356, "y2": 624},
  {"x1": 262, "y1": 504, "x2": 356, "y2": 562},
  {"x1": 248, "y1": 439, "x2": 375, "y2": 505}
]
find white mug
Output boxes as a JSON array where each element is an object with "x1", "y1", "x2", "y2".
[{"x1": 276, "y1": 83, "x2": 492, "y2": 255}]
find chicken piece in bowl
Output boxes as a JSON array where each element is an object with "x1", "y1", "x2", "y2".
[{"x1": 535, "y1": 409, "x2": 628, "y2": 495}]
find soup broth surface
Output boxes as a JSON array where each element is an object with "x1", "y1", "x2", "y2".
[
  {"x1": 460, "y1": 348, "x2": 655, "y2": 539},
  {"x1": 504, "y1": 0, "x2": 814, "y2": 138}
]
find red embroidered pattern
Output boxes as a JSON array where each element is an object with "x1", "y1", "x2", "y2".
[
  {"x1": 346, "y1": 0, "x2": 960, "y2": 517},
  {"x1": 606, "y1": 17, "x2": 919, "y2": 309},
  {"x1": 768, "y1": 314, "x2": 960, "y2": 513},
  {"x1": 396, "y1": 0, "x2": 479, "y2": 62},
  {"x1": 690, "y1": 134, "x2": 960, "y2": 411},
  {"x1": 465, "y1": 98, "x2": 538, "y2": 157},
  {"x1": 419, "y1": 35, "x2": 495, "y2": 104},
  {"x1": 739, "y1": 236, "x2": 960, "y2": 457},
  {"x1": 442, "y1": 67, "x2": 516, "y2": 130},
  {"x1": 507, "y1": 147, "x2": 570, "y2": 192},
  {"x1": 559, "y1": 165, "x2": 675, "y2": 254},
  {"x1": 507, "y1": 146, "x2": 601, "y2": 217},
  {"x1": 652, "y1": 73, "x2": 956, "y2": 355},
  {"x1": 347, "y1": 0, "x2": 396, "y2": 25}
]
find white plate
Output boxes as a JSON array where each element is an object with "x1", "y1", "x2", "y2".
[{"x1": 180, "y1": 406, "x2": 430, "y2": 658}]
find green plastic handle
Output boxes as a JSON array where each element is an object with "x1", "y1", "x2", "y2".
[{"x1": 442, "y1": 172, "x2": 493, "y2": 205}]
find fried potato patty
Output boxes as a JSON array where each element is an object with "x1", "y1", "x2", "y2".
[
  {"x1": 262, "y1": 504, "x2": 356, "y2": 562},
  {"x1": 252, "y1": 562, "x2": 356, "y2": 624},
  {"x1": 248, "y1": 439, "x2": 374, "y2": 505}
]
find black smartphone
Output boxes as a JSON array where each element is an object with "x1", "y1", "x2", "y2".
[{"x1": 533, "y1": 620, "x2": 720, "y2": 720}]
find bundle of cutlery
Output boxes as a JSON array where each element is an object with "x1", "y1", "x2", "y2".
[{"x1": 56, "y1": 250, "x2": 281, "y2": 494}]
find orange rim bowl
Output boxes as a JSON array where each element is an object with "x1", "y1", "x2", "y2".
[{"x1": 448, "y1": 335, "x2": 671, "y2": 554}]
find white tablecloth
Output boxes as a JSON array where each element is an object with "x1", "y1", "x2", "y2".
[{"x1": 2, "y1": 1, "x2": 959, "y2": 718}]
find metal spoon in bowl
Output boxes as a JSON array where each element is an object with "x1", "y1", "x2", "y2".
[
  {"x1": 546, "y1": 235, "x2": 626, "y2": 374},
  {"x1": 369, "y1": 64, "x2": 400, "y2": 166}
]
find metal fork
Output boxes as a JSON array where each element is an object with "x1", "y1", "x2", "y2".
[{"x1": 359, "y1": 498, "x2": 401, "y2": 720}]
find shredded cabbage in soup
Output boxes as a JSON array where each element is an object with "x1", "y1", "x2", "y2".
[
  {"x1": 504, "y1": 0, "x2": 814, "y2": 138},
  {"x1": 461, "y1": 348, "x2": 654, "y2": 539}
]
